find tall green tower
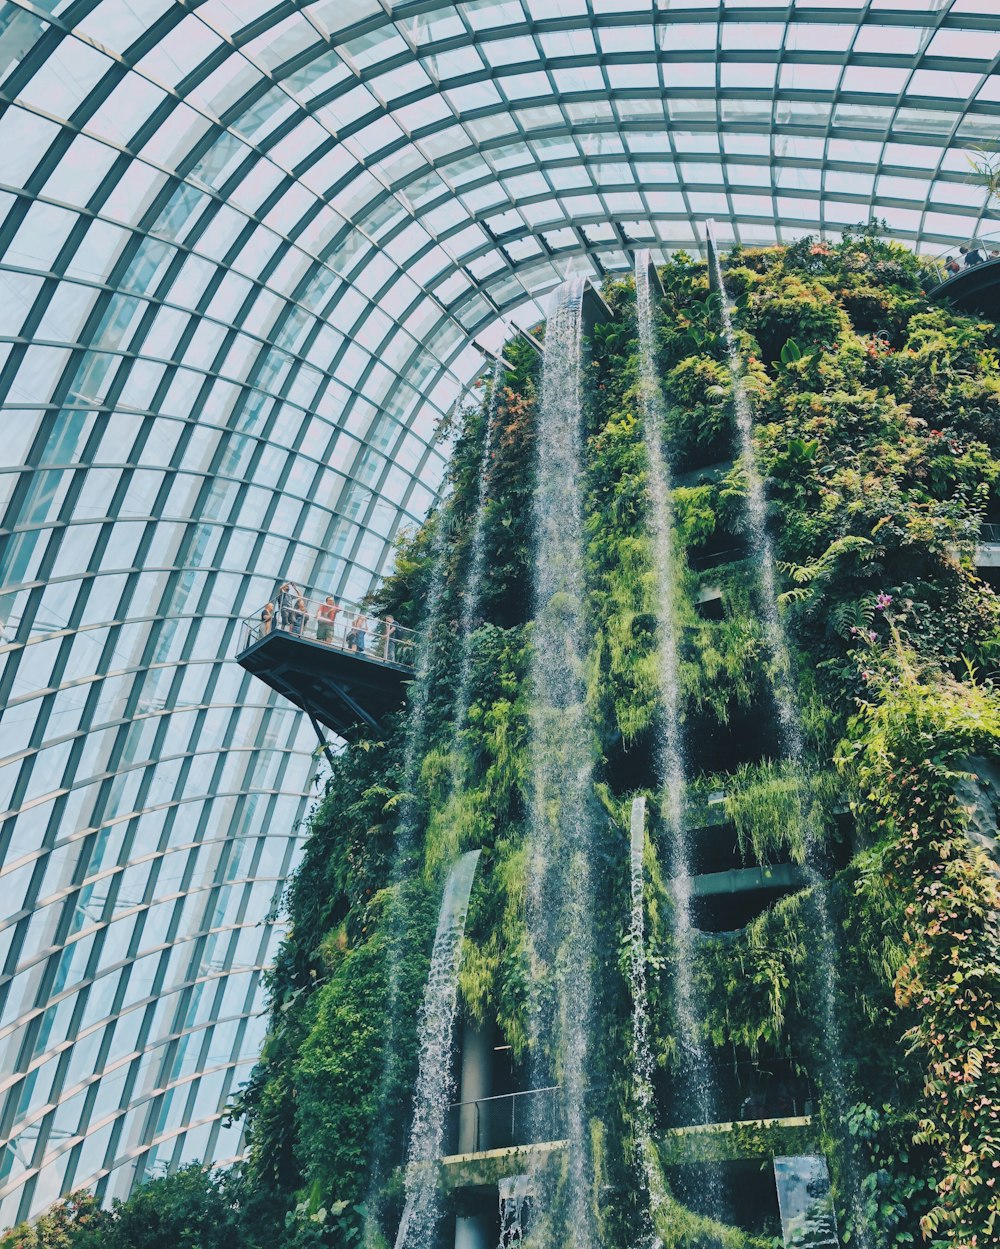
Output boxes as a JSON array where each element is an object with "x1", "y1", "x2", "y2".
[{"x1": 238, "y1": 232, "x2": 1000, "y2": 1249}]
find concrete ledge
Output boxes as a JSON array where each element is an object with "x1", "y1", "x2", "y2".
[
  {"x1": 666, "y1": 1115, "x2": 812, "y2": 1136},
  {"x1": 660, "y1": 1116, "x2": 818, "y2": 1166},
  {"x1": 439, "y1": 1140, "x2": 567, "y2": 1193}
]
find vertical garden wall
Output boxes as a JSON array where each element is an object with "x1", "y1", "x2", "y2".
[
  {"x1": 6, "y1": 230, "x2": 998, "y2": 1249},
  {"x1": 233, "y1": 230, "x2": 999, "y2": 1249}
]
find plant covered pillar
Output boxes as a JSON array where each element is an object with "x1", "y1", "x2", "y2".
[{"x1": 235, "y1": 228, "x2": 1000, "y2": 1249}]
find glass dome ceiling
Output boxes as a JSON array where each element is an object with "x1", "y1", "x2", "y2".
[{"x1": 0, "y1": 0, "x2": 998, "y2": 1228}]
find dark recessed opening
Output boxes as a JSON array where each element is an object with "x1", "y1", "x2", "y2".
[
  {"x1": 687, "y1": 821, "x2": 746, "y2": 874},
  {"x1": 976, "y1": 563, "x2": 1000, "y2": 592},
  {"x1": 446, "y1": 1194, "x2": 502, "y2": 1248},
  {"x1": 691, "y1": 881, "x2": 801, "y2": 932},
  {"x1": 673, "y1": 459, "x2": 734, "y2": 491},
  {"x1": 656, "y1": 1051, "x2": 816, "y2": 1131},
  {"x1": 688, "y1": 525, "x2": 749, "y2": 574},
  {"x1": 695, "y1": 587, "x2": 725, "y2": 620},
  {"x1": 688, "y1": 703, "x2": 780, "y2": 777},
  {"x1": 672, "y1": 430, "x2": 737, "y2": 477},
  {"x1": 603, "y1": 727, "x2": 657, "y2": 796},
  {"x1": 664, "y1": 1160, "x2": 782, "y2": 1239}
]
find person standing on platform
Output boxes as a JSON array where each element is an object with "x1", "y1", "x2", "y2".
[
  {"x1": 383, "y1": 614, "x2": 397, "y2": 662},
  {"x1": 348, "y1": 611, "x2": 367, "y2": 653},
  {"x1": 317, "y1": 596, "x2": 340, "y2": 644},
  {"x1": 275, "y1": 581, "x2": 298, "y2": 629},
  {"x1": 260, "y1": 602, "x2": 274, "y2": 636}
]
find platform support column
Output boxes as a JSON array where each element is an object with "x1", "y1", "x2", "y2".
[
  {"x1": 307, "y1": 712, "x2": 337, "y2": 770},
  {"x1": 457, "y1": 1017, "x2": 494, "y2": 1154},
  {"x1": 455, "y1": 1214, "x2": 493, "y2": 1249}
]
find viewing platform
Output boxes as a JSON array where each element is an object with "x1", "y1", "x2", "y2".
[
  {"x1": 930, "y1": 255, "x2": 1000, "y2": 321},
  {"x1": 441, "y1": 1085, "x2": 567, "y2": 1194},
  {"x1": 236, "y1": 593, "x2": 416, "y2": 739}
]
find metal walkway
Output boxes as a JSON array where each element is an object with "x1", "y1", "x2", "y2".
[
  {"x1": 930, "y1": 256, "x2": 1000, "y2": 321},
  {"x1": 237, "y1": 593, "x2": 416, "y2": 740}
]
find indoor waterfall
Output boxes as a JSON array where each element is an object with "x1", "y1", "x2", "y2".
[
  {"x1": 363, "y1": 510, "x2": 456, "y2": 1249},
  {"x1": 395, "y1": 849, "x2": 482, "y2": 1249},
  {"x1": 498, "y1": 1175, "x2": 530, "y2": 1247},
  {"x1": 626, "y1": 796, "x2": 664, "y2": 1244},
  {"x1": 635, "y1": 252, "x2": 724, "y2": 1229},
  {"x1": 451, "y1": 367, "x2": 502, "y2": 768},
  {"x1": 705, "y1": 225, "x2": 802, "y2": 756},
  {"x1": 525, "y1": 276, "x2": 599, "y2": 1248},
  {"x1": 706, "y1": 223, "x2": 867, "y2": 1249}
]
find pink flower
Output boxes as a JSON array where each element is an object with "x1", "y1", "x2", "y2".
[{"x1": 875, "y1": 592, "x2": 892, "y2": 610}]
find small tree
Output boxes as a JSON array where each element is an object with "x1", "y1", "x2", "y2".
[
  {"x1": 76, "y1": 1166, "x2": 245, "y2": 1249},
  {"x1": 0, "y1": 1193, "x2": 103, "y2": 1249},
  {"x1": 968, "y1": 146, "x2": 1000, "y2": 208}
]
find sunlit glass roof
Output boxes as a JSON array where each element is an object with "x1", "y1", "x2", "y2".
[
  {"x1": 2, "y1": 1, "x2": 998, "y2": 394},
  {"x1": 0, "y1": 0, "x2": 998, "y2": 1225}
]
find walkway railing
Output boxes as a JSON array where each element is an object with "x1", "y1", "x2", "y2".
[
  {"x1": 446, "y1": 1086, "x2": 566, "y2": 1156},
  {"x1": 239, "y1": 592, "x2": 417, "y2": 670},
  {"x1": 666, "y1": 1057, "x2": 816, "y2": 1132},
  {"x1": 980, "y1": 522, "x2": 1000, "y2": 545},
  {"x1": 927, "y1": 232, "x2": 1000, "y2": 288}
]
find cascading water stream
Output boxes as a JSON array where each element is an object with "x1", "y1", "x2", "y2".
[
  {"x1": 635, "y1": 252, "x2": 723, "y2": 1228},
  {"x1": 450, "y1": 369, "x2": 502, "y2": 769},
  {"x1": 705, "y1": 226, "x2": 802, "y2": 755},
  {"x1": 388, "y1": 378, "x2": 501, "y2": 1245},
  {"x1": 525, "y1": 276, "x2": 599, "y2": 1248},
  {"x1": 362, "y1": 510, "x2": 454, "y2": 1249},
  {"x1": 394, "y1": 849, "x2": 482, "y2": 1249},
  {"x1": 626, "y1": 796, "x2": 665, "y2": 1245},
  {"x1": 706, "y1": 222, "x2": 871, "y2": 1249},
  {"x1": 498, "y1": 1174, "x2": 530, "y2": 1247}
]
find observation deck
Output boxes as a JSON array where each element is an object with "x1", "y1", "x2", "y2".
[
  {"x1": 930, "y1": 255, "x2": 1000, "y2": 320},
  {"x1": 236, "y1": 593, "x2": 416, "y2": 740}
]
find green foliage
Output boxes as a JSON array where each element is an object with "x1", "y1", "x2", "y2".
[
  {"x1": 0, "y1": 1195, "x2": 101, "y2": 1249},
  {"x1": 0, "y1": 1169, "x2": 248, "y2": 1249},
  {"x1": 843, "y1": 665, "x2": 1000, "y2": 1246},
  {"x1": 844, "y1": 1101, "x2": 934, "y2": 1247},
  {"x1": 664, "y1": 232, "x2": 1000, "y2": 1243},
  {"x1": 20, "y1": 229, "x2": 1000, "y2": 1248},
  {"x1": 585, "y1": 403, "x2": 660, "y2": 744},
  {"x1": 722, "y1": 761, "x2": 811, "y2": 865}
]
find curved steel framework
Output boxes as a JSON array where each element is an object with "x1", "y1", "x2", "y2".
[{"x1": 0, "y1": 0, "x2": 998, "y2": 1226}]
